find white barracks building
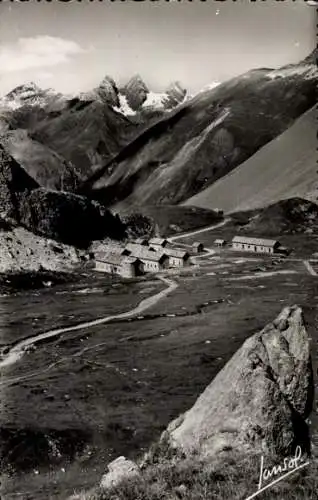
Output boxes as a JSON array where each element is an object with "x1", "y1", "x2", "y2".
[{"x1": 231, "y1": 236, "x2": 281, "y2": 255}]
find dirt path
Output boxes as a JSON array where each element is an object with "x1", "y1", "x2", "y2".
[
  {"x1": 0, "y1": 276, "x2": 178, "y2": 370},
  {"x1": 170, "y1": 218, "x2": 230, "y2": 241},
  {"x1": 229, "y1": 270, "x2": 298, "y2": 281}
]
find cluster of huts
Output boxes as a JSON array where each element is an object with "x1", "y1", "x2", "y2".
[
  {"x1": 94, "y1": 238, "x2": 205, "y2": 278},
  {"x1": 214, "y1": 236, "x2": 288, "y2": 255}
]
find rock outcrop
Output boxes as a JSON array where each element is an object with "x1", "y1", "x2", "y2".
[
  {"x1": 95, "y1": 76, "x2": 120, "y2": 108},
  {"x1": 120, "y1": 75, "x2": 149, "y2": 111},
  {"x1": 164, "y1": 81, "x2": 187, "y2": 109},
  {"x1": 100, "y1": 456, "x2": 141, "y2": 490},
  {"x1": 0, "y1": 225, "x2": 80, "y2": 274},
  {"x1": 164, "y1": 306, "x2": 313, "y2": 459}
]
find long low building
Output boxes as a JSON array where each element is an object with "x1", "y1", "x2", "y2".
[
  {"x1": 94, "y1": 252, "x2": 144, "y2": 278},
  {"x1": 125, "y1": 243, "x2": 170, "y2": 271},
  {"x1": 231, "y1": 236, "x2": 281, "y2": 254}
]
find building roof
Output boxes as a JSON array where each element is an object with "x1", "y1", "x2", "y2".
[
  {"x1": 232, "y1": 236, "x2": 279, "y2": 247},
  {"x1": 92, "y1": 243, "x2": 127, "y2": 255},
  {"x1": 214, "y1": 239, "x2": 226, "y2": 244},
  {"x1": 164, "y1": 248, "x2": 190, "y2": 259},
  {"x1": 125, "y1": 243, "x2": 168, "y2": 263},
  {"x1": 95, "y1": 252, "x2": 123, "y2": 266},
  {"x1": 135, "y1": 238, "x2": 149, "y2": 245},
  {"x1": 149, "y1": 237, "x2": 168, "y2": 246},
  {"x1": 192, "y1": 241, "x2": 204, "y2": 247},
  {"x1": 122, "y1": 256, "x2": 143, "y2": 265}
]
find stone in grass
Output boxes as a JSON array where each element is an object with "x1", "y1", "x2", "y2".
[{"x1": 100, "y1": 456, "x2": 141, "y2": 490}]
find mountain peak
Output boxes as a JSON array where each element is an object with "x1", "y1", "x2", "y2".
[
  {"x1": 126, "y1": 74, "x2": 148, "y2": 88},
  {"x1": 100, "y1": 75, "x2": 117, "y2": 85},
  {"x1": 120, "y1": 75, "x2": 149, "y2": 111},
  {"x1": 95, "y1": 75, "x2": 120, "y2": 107},
  {"x1": 163, "y1": 81, "x2": 187, "y2": 108},
  {"x1": 166, "y1": 81, "x2": 185, "y2": 93},
  {"x1": 6, "y1": 82, "x2": 42, "y2": 99},
  {"x1": 302, "y1": 47, "x2": 317, "y2": 65}
]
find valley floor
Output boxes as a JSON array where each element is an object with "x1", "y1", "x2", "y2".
[{"x1": 1, "y1": 227, "x2": 318, "y2": 499}]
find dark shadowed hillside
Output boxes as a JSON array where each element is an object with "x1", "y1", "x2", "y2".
[
  {"x1": 235, "y1": 198, "x2": 318, "y2": 236},
  {"x1": 120, "y1": 205, "x2": 223, "y2": 238},
  {"x1": 219, "y1": 198, "x2": 318, "y2": 243},
  {"x1": 3, "y1": 98, "x2": 138, "y2": 184},
  {"x1": 1, "y1": 129, "x2": 76, "y2": 190},
  {"x1": 0, "y1": 144, "x2": 125, "y2": 247},
  {"x1": 83, "y1": 52, "x2": 317, "y2": 209}
]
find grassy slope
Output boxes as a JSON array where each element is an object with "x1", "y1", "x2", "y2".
[{"x1": 184, "y1": 106, "x2": 317, "y2": 213}]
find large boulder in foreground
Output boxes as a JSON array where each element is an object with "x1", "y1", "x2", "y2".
[{"x1": 164, "y1": 306, "x2": 313, "y2": 459}]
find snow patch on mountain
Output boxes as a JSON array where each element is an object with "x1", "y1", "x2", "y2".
[
  {"x1": 267, "y1": 64, "x2": 317, "y2": 81},
  {"x1": 142, "y1": 91, "x2": 168, "y2": 109},
  {"x1": 198, "y1": 81, "x2": 221, "y2": 93},
  {"x1": 0, "y1": 82, "x2": 67, "y2": 111},
  {"x1": 113, "y1": 94, "x2": 136, "y2": 116}
]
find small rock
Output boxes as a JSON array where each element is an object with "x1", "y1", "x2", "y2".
[
  {"x1": 100, "y1": 456, "x2": 141, "y2": 490},
  {"x1": 44, "y1": 394, "x2": 55, "y2": 401},
  {"x1": 174, "y1": 484, "x2": 188, "y2": 498}
]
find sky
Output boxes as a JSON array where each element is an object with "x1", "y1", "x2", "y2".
[{"x1": 0, "y1": 0, "x2": 315, "y2": 96}]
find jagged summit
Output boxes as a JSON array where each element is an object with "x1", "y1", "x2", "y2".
[
  {"x1": 124, "y1": 74, "x2": 149, "y2": 91},
  {"x1": 119, "y1": 74, "x2": 149, "y2": 111},
  {"x1": 165, "y1": 81, "x2": 186, "y2": 96},
  {"x1": 94, "y1": 75, "x2": 120, "y2": 108},
  {"x1": 5, "y1": 82, "x2": 42, "y2": 99},
  {"x1": 301, "y1": 47, "x2": 317, "y2": 65},
  {"x1": 76, "y1": 73, "x2": 187, "y2": 115},
  {"x1": 1, "y1": 81, "x2": 65, "y2": 111},
  {"x1": 163, "y1": 81, "x2": 187, "y2": 107}
]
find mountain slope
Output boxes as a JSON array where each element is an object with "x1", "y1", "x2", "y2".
[
  {"x1": 0, "y1": 82, "x2": 66, "y2": 111},
  {"x1": 0, "y1": 76, "x2": 187, "y2": 192},
  {"x1": 1, "y1": 129, "x2": 75, "y2": 190},
  {"x1": 184, "y1": 106, "x2": 317, "y2": 213},
  {"x1": 6, "y1": 99, "x2": 137, "y2": 177},
  {"x1": 85, "y1": 51, "x2": 317, "y2": 208}
]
